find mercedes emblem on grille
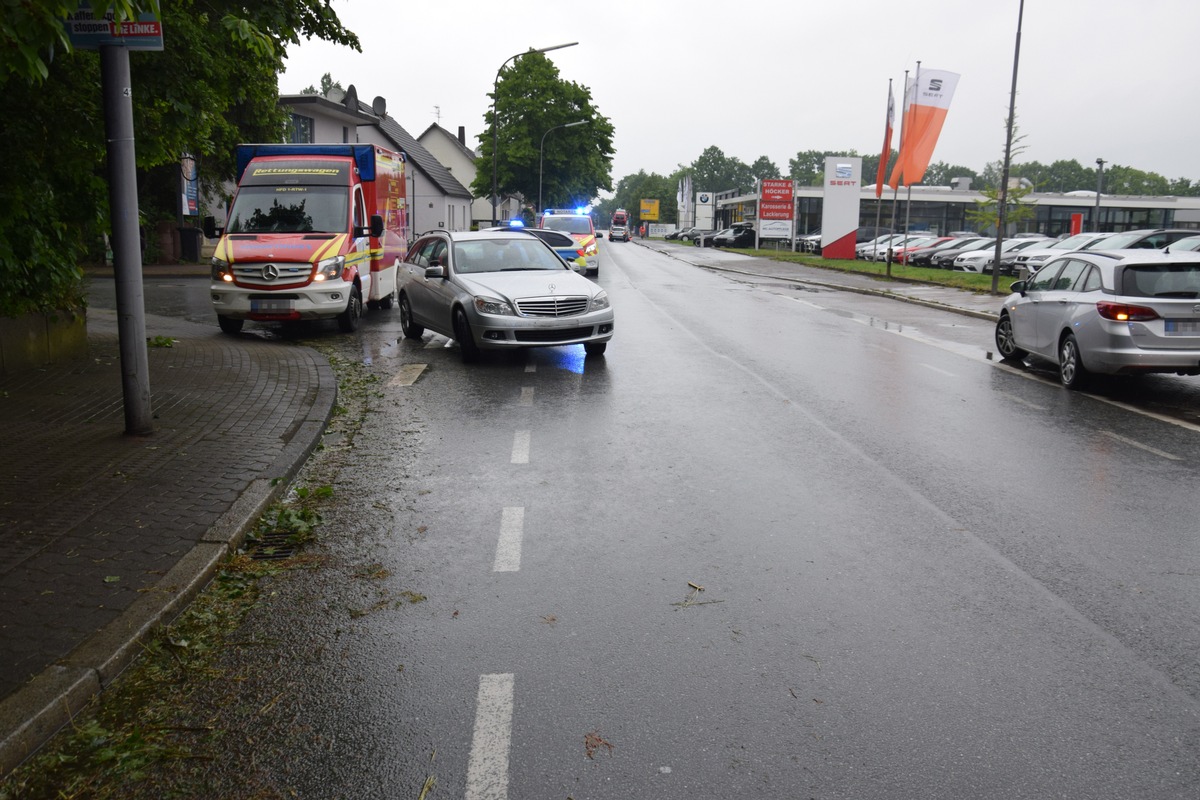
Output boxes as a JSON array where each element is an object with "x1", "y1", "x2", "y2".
[
  {"x1": 548, "y1": 283, "x2": 556, "y2": 294},
  {"x1": 262, "y1": 264, "x2": 279, "y2": 281}
]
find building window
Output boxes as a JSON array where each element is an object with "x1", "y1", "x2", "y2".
[{"x1": 289, "y1": 114, "x2": 314, "y2": 144}]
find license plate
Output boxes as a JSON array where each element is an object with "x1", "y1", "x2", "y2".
[
  {"x1": 1164, "y1": 319, "x2": 1200, "y2": 335},
  {"x1": 251, "y1": 299, "x2": 294, "y2": 313}
]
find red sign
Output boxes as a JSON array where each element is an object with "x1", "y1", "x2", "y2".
[{"x1": 759, "y1": 179, "x2": 794, "y2": 220}]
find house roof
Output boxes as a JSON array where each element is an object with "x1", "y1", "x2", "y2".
[
  {"x1": 369, "y1": 110, "x2": 473, "y2": 200},
  {"x1": 417, "y1": 122, "x2": 478, "y2": 163}
]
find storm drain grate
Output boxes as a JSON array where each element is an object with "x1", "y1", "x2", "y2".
[{"x1": 246, "y1": 531, "x2": 297, "y2": 561}]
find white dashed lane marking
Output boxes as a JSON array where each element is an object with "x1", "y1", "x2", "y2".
[
  {"x1": 465, "y1": 673, "x2": 515, "y2": 800},
  {"x1": 1101, "y1": 430, "x2": 1182, "y2": 461},
  {"x1": 493, "y1": 507, "x2": 524, "y2": 572},
  {"x1": 511, "y1": 430, "x2": 531, "y2": 464},
  {"x1": 518, "y1": 387, "x2": 534, "y2": 406},
  {"x1": 387, "y1": 363, "x2": 427, "y2": 387}
]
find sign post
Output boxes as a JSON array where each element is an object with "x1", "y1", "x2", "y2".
[{"x1": 65, "y1": 3, "x2": 164, "y2": 435}]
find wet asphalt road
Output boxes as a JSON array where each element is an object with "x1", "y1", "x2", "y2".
[{"x1": 91, "y1": 246, "x2": 1200, "y2": 798}]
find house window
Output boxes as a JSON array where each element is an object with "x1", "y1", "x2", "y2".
[{"x1": 289, "y1": 114, "x2": 314, "y2": 144}]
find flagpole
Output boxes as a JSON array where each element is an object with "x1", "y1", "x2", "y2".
[
  {"x1": 886, "y1": 69, "x2": 910, "y2": 278},
  {"x1": 872, "y1": 78, "x2": 892, "y2": 261}
]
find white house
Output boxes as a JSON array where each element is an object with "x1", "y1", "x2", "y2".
[{"x1": 418, "y1": 123, "x2": 520, "y2": 229}]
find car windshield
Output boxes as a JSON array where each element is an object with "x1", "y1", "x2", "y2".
[
  {"x1": 226, "y1": 186, "x2": 349, "y2": 234},
  {"x1": 453, "y1": 237, "x2": 566, "y2": 274},
  {"x1": 1169, "y1": 237, "x2": 1200, "y2": 252},
  {"x1": 1120, "y1": 263, "x2": 1200, "y2": 298},
  {"x1": 541, "y1": 216, "x2": 593, "y2": 235},
  {"x1": 1049, "y1": 233, "x2": 1100, "y2": 250}
]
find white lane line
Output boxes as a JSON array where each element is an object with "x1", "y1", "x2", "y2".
[
  {"x1": 920, "y1": 363, "x2": 956, "y2": 377},
  {"x1": 386, "y1": 363, "x2": 427, "y2": 387},
  {"x1": 493, "y1": 507, "x2": 524, "y2": 572},
  {"x1": 1101, "y1": 430, "x2": 1182, "y2": 461},
  {"x1": 511, "y1": 430, "x2": 531, "y2": 464},
  {"x1": 997, "y1": 391, "x2": 1048, "y2": 412},
  {"x1": 524, "y1": 363, "x2": 537, "y2": 373},
  {"x1": 465, "y1": 673, "x2": 515, "y2": 800},
  {"x1": 518, "y1": 387, "x2": 534, "y2": 406}
]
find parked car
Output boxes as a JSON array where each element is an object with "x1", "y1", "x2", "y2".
[
  {"x1": 1166, "y1": 235, "x2": 1200, "y2": 252},
  {"x1": 951, "y1": 237, "x2": 1050, "y2": 274},
  {"x1": 679, "y1": 227, "x2": 714, "y2": 242},
  {"x1": 929, "y1": 238, "x2": 997, "y2": 268},
  {"x1": 889, "y1": 236, "x2": 952, "y2": 264},
  {"x1": 905, "y1": 236, "x2": 986, "y2": 266},
  {"x1": 1084, "y1": 228, "x2": 1198, "y2": 252},
  {"x1": 1010, "y1": 232, "x2": 1117, "y2": 275},
  {"x1": 398, "y1": 230, "x2": 614, "y2": 362},
  {"x1": 696, "y1": 228, "x2": 733, "y2": 247},
  {"x1": 483, "y1": 226, "x2": 587, "y2": 274},
  {"x1": 994, "y1": 250, "x2": 1200, "y2": 388},
  {"x1": 713, "y1": 227, "x2": 757, "y2": 248},
  {"x1": 872, "y1": 236, "x2": 940, "y2": 262},
  {"x1": 856, "y1": 233, "x2": 908, "y2": 259}
]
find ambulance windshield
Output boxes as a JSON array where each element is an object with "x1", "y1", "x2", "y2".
[{"x1": 227, "y1": 186, "x2": 349, "y2": 234}]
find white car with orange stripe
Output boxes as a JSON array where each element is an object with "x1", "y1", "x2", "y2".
[{"x1": 539, "y1": 210, "x2": 600, "y2": 276}]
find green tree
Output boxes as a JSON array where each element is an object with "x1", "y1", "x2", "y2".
[
  {"x1": 689, "y1": 146, "x2": 753, "y2": 193},
  {"x1": 921, "y1": 161, "x2": 980, "y2": 187},
  {"x1": 2, "y1": 0, "x2": 153, "y2": 81},
  {"x1": 964, "y1": 183, "x2": 1036, "y2": 234},
  {"x1": 473, "y1": 51, "x2": 614, "y2": 211},
  {"x1": 301, "y1": 72, "x2": 344, "y2": 96},
  {"x1": 0, "y1": 1, "x2": 359, "y2": 317},
  {"x1": 750, "y1": 155, "x2": 781, "y2": 182}
]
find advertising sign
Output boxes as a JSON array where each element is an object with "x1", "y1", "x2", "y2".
[
  {"x1": 758, "y1": 179, "x2": 795, "y2": 220},
  {"x1": 820, "y1": 158, "x2": 862, "y2": 260},
  {"x1": 695, "y1": 192, "x2": 714, "y2": 229},
  {"x1": 640, "y1": 198, "x2": 660, "y2": 221},
  {"x1": 64, "y1": 1, "x2": 164, "y2": 50}
]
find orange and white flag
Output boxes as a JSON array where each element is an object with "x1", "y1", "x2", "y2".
[
  {"x1": 875, "y1": 81, "x2": 894, "y2": 198},
  {"x1": 888, "y1": 68, "x2": 960, "y2": 189}
]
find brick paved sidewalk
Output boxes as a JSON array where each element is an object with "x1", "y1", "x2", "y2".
[{"x1": 0, "y1": 308, "x2": 336, "y2": 774}]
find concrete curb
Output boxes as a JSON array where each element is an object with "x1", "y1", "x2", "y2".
[{"x1": 0, "y1": 354, "x2": 337, "y2": 777}]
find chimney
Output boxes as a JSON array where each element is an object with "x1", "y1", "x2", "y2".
[{"x1": 458, "y1": 126, "x2": 466, "y2": 145}]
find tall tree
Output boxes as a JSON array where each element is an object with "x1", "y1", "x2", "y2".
[
  {"x1": 301, "y1": 73, "x2": 345, "y2": 96},
  {"x1": 750, "y1": 156, "x2": 781, "y2": 183},
  {"x1": 691, "y1": 146, "x2": 753, "y2": 193},
  {"x1": 0, "y1": 0, "x2": 360, "y2": 317},
  {"x1": 473, "y1": 51, "x2": 614, "y2": 210}
]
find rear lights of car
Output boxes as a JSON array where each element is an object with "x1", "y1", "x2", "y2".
[{"x1": 1096, "y1": 301, "x2": 1160, "y2": 322}]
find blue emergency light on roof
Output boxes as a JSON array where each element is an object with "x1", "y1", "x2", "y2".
[
  {"x1": 576, "y1": 207, "x2": 587, "y2": 215},
  {"x1": 508, "y1": 219, "x2": 525, "y2": 228}
]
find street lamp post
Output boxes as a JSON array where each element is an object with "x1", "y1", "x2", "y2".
[
  {"x1": 1094, "y1": 158, "x2": 1106, "y2": 232},
  {"x1": 539, "y1": 120, "x2": 587, "y2": 214},
  {"x1": 490, "y1": 41, "x2": 578, "y2": 226}
]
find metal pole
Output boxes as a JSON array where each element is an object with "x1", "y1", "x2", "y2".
[
  {"x1": 539, "y1": 120, "x2": 587, "y2": 214},
  {"x1": 491, "y1": 42, "x2": 578, "y2": 227},
  {"x1": 1094, "y1": 158, "x2": 1106, "y2": 232},
  {"x1": 101, "y1": 45, "x2": 153, "y2": 435},
  {"x1": 991, "y1": 0, "x2": 1025, "y2": 294}
]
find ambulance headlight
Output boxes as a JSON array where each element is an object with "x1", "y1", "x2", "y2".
[
  {"x1": 314, "y1": 255, "x2": 345, "y2": 281},
  {"x1": 211, "y1": 257, "x2": 232, "y2": 282}
]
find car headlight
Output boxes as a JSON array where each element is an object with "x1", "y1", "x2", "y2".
[
  {"x1": 314, "y1": 255, "x2": 345, "y2": 281},
  {"x1": 211, "y1": 257, "x2": 231, "y2": 282},
  {"x1": 473, "y1": 295, "x2": 515, "y2": 316},
  {"x1": 590, "y1": 290, "x2": 610, "y2": 311}
]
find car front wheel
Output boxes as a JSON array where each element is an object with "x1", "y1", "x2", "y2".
[
  {"x1": 1059, "y1": 333, "x2": 1088, "y2": 390},
  {"x1": 994, "y1": 314, "x2": 1027, "y2": 361},
  {"x1": 217, "y1": 315, "x2": 243, "y2": 335},
  {"x1": 399, "y1": 293, "x2": 423, "y2": 339},
  {"x1": 453, "y1": 307, "x2": 480, "y2": 363}
]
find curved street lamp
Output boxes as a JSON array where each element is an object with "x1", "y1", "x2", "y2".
[
  {"x1": 539, "y1": 120, "x2": 588, "y2": 214},
  {"x1": 491, "y1": 41, "x2": 578, "y2": 226}
]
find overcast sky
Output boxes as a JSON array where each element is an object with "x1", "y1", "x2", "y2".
[{"x1": 278, "y1": 0, "x2": 1200, "y2": 193}]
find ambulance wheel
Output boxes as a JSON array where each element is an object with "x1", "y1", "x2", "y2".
[
  {"x1": 217, "y1": 315, "x2": 243, "y2": 335},
  {"x1": 337, "y1": 286, "x2": 363, "y2": 332},
  {"x1": 379, "y1": 286, "x2": 395, "y2": 310}
]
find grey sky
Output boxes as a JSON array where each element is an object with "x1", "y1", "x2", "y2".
[{"x1": 279, "y1": 0, "x2": 1200, "y2": 193}]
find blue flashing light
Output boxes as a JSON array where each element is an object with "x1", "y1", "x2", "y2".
[
  {"x1": 507, "y1": 219, "x2": 525, "y2": 228},
  {"x1": 576, "y1": 207, "x2": 587, "y2": 215}
]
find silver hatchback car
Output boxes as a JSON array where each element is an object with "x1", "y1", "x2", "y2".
[
  {"x1": 994, "y1": 250, "x2": 1200, "y2": 388},
  {"x1": 398, "y1": 230, "x2": 614, "y2": 362}
]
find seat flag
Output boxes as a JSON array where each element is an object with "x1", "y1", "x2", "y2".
[
  {"x1": 875, "y1": 80, "x2": 894, "y2": 198},
  {"x1": 888, "y1": 68, "x2": 960, "y2": 189}
]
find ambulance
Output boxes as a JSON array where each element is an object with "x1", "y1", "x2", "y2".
[
  {"x1": 539, "y1": 208, "x2": 600, "y2": 276},
  {"x1": 204, "y1": 143, "x2": 408, "y2": 334}
]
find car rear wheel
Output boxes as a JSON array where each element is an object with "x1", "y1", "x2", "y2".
[
  {"x1": 994, "y1": 314, "x2": 1027, "y2": 361},
  {"x1": 399, "y1": 293, "x2": 423, "y2": 339},
  {"x1": 1059, "y1": 333, "x2": 1088, "y2": 390},
  {"x1": 453, "y1": 307, "x2": 480, "y2": 363}
]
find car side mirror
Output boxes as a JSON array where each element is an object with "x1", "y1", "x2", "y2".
[
  {"x1": 370, "y1": 214, "x2": 384, "y2": 239},
  {"x1": 1010, "y1": 279, "x2": 1027, "y2": 294},
  {"x1": 203, "y1": 216, "x2": 221, "y2": 239},
  {"x1": 424, "y1": 264, "x2": 445, "y2": 279}
]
